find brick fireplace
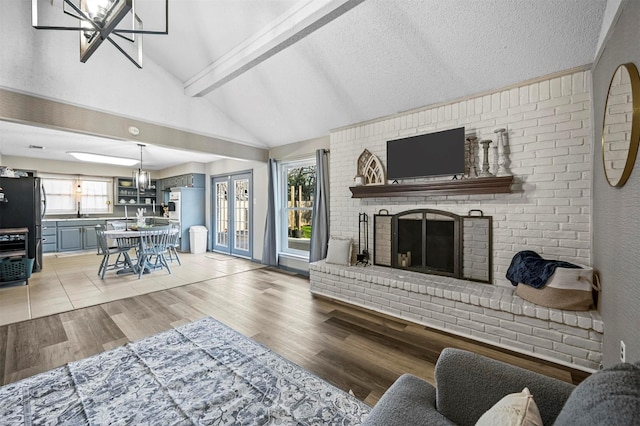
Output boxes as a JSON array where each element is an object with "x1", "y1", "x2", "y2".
[
  {"x1": 312, "y1": 68, "x2": 600, "y2": 371},
  {"x1": 329, "y1": 68, "x2": 591, "y2": 287}
]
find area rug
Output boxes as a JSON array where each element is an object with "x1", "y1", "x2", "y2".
[{"x1": 0, "y1": 317, "x2": 371, "y2": 425}]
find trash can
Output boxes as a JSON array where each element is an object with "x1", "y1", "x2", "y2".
[{"x1": 189, "y1": 226, "x2": 208, "y2": 254}]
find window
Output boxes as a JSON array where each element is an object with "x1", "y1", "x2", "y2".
[
  {"x1": 280, "y1": 158, "x2": 316, "y2": 256},
  {"x1": 40, "y1": 174, "x2": 113, "y2": 215}
]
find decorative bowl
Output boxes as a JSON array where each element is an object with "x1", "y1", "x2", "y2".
[
  {"x1": 129, "y1": 199, "x2": 136, "y2": 204},
  {"x1": 120, "y1": 199, "x2": 126, "y2": 204},
  {"x1": 121, "y1": 181, "x2": 132, "y2": 187}
]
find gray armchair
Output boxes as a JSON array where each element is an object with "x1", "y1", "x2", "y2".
[{"x1": 364, "y1": 347, "x2": 640, "y2": 426}]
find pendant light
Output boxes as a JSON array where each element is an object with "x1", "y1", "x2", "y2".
[
  {"x1": 134, "y1": 144, "x2": 151, "y2": 190},
  {"x1": 32, "y1": 0, "x2": 169, "y2": 69}
]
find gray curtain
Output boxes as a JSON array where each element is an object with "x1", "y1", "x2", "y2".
[
  {"x1": 309, "y1": 149, "x2": 329, "y2": 262},
  {"x1": 262, "y1": 158, "x2": 278, "y2": 266}
]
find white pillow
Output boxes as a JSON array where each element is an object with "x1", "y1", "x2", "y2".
[
  {"x1": 325, "y1": 238, "x2": 353, "y2": 266},
  {"x1": 475, "y1": 387, "x2": 543, "y2": 426}
]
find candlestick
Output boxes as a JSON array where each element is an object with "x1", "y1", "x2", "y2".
[
  {"x1": 124, "y1": 205, "x2": 128, "y2": 219},
  {"x1": 479, "y1": 139, "x2": 494, "y2": 177},
  {"x1": 152, "y1": 200, "x2": 155, "y2": 214},
  {"x1": 465, "y1": 136, "x2": 478, "y2": 179},
  {"x1": 494, "y1": 128, "x2": 511, "y2": 176}
]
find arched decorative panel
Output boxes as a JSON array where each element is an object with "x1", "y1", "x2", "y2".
[{"x1": 357, "y1": 149, "x2": 386, "y2": 185}]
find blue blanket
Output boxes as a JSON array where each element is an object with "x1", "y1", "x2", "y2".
[{"x1": 506, "y1": 250, "x2": 581, "y2": 288}]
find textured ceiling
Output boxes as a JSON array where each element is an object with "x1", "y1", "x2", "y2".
[
  {"x1": 1, "y1": 0, "x2": 609, "y2": 167},
  {"x1": 189, "y1": 0, "x2": 608, "y2": 146}
]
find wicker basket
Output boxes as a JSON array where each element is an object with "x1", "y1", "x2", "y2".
[{"x1": 0, "y1": 257, "x2": 34, "y2": 285}]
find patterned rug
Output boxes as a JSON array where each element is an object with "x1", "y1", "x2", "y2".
[{"x1": 0, "y1": 317, "x2": 371, "y2": 425}]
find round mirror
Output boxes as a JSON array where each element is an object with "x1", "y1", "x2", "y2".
[{"x1": 602, "y1": 63, "x2": 640, "y2": 187}]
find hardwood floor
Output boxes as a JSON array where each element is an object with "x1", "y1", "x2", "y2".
[{"x1": 0, "y1": 262, "x2": 590, "y2": 406}]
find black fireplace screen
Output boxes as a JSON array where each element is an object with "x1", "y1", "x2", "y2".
[{"x1": 374, "y1": 209, "x2": 492, "y2": 283}]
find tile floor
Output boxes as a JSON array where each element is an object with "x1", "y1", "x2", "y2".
[{"x1": 0, "y1": 250, "x2": 265, "y2": 326}]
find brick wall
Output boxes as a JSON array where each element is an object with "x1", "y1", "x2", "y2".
[{"x1": 329, "y1": 69, "x2": 592, "y2": 286}]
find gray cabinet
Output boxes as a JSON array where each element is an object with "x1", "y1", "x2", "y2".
[
  {"x1": 57, "y1": 220, "x2": 103, "y2": 252},
  {"x1": 58, "y1": 227, "x2": 82, "y2": 251},
  {"x1": 42, "y1": 221, "x2": 57, "y2": 253},
  {"x1": 162, "y1": 174, "x2": 205, "y2": 190},
  {"x1": 82, "y1": 225, "x2": 98, "y2": 250},
  {"x1": 115, "y1": 177, "x2": 157, "y2": 206},
  {"x1": 183, "y1": 173, "x2": 205, "y2": 188}
]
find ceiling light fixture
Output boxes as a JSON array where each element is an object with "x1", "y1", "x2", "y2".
[
  {"x1": 134, "y1": 143, "x2": 150, "y2": 189},
  {"x1": 31, "y1": 0, "x2": 168, "y2": 68},
  {"x1": 68, "y1": 151, "x2": 139, "y2": 166}
]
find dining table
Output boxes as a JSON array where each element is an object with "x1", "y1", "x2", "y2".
[{"x1": 103, "y1": 227, "x2": 177, "y2": 275}]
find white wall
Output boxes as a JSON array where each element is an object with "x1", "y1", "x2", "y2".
[
  {"x1": 156, "y1": 163, "x2": 207, "y2": 180},
  {"x1": 330, "y1": 69, "x2": 593, "y2": 287},
  {"x1": 269, "y1": 136, "x2": 329, "y2": 161}
]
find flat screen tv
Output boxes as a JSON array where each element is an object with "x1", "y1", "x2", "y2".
[{"x1": 387, "y1": 127, "x2": 465, "y2": 180}]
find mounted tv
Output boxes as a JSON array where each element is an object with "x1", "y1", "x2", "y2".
[{"x1": 387, "y1": 127, "x2": 465, "y2": 180}]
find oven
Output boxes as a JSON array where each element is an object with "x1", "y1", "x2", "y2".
[{"x1": 168, "y1": 191, "x2": 180, "y2": 221}]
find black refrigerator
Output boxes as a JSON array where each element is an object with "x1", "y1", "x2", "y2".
[{"x1": 0, "y1": 176, "x2": 44, "y2": 272}]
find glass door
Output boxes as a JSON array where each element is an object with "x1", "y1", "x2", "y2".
[
  {"x1": 212, "y1": 176, "x2": 229, "y2": 252},
  {"x1": 211, "y1": 172, "x2": 252, "y2": 258}
]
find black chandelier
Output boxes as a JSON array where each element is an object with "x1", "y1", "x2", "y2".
[{"x1": 32, "y1": 0, "x2": 168, "y2": 68}]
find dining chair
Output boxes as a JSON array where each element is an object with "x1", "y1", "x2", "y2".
[
  {"x1": 95, "y1": 224, "x2": 131, "y2": 279},
  {"x1": 167, "y1": 222, "x2": 181, "y2": 265},
  {"x1": 137, "y1": 225, "x2": 172, "y2": 279},
  {"x1": 106, "y1": 221, "x2": 127, "y2": 231}
]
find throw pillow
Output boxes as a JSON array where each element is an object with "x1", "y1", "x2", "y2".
[
  {"x1": 475, "y1": 387, "x2": 543, "y2": 426},
  {"x1": 325, "y1": 238, "x2": 353, "y2": 266}
]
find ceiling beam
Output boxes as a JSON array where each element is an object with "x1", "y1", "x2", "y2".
[
  {"x1": 0, "y1": 88, "x2": 268, "y2": 162},
  {"x1": 183, "y1": 0, "x2": 365, "y2": 97}
]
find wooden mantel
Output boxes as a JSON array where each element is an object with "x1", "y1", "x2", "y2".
[{"x1": 349, "y1": 175, "x2": 514, "y2": 198}]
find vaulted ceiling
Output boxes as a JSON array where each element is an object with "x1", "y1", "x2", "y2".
[{"x1": 0, "y1": 0, "x2": 612, "y2": 168}]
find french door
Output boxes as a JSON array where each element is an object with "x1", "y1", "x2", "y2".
[{"x1": 212, "y1": 172, "x2": 252, "y2": 258}]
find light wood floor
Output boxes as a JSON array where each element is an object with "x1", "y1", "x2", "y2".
[
  {"x1": 0, "y1": 252, "x2": 589, "y2": 406},
  {"x1": 0, "y1": 250, "x2": 264, "y2": 326}
]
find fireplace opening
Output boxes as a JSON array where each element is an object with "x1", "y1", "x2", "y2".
[
  {"x1": 395, "y1": 210, "x2": 460, "y2": 277},
  {"x1": 374, "y1": 209, "x2": 493, "y2": 283}
]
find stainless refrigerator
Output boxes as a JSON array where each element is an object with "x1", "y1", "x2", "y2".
[{"x1": 0, "y1": 176, "x2": 45, "y2": 272}]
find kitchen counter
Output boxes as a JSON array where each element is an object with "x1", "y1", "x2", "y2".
[
  {"x1": 47, "y1": 216, "x2": 168, "y2": 222},
  {"x1": 42, "y1": 217, "x2": 171, "y2": 253}
]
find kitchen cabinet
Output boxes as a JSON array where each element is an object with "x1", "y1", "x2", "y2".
[
  {"x1": 185, "y1": 173, "x2": 205, "y2": 188},
  {"x1": 42, "y1": 221, "x2": 57, "y2": 253},
  {"x1": 173, "y1": 173, "x2": 205, "y2": 188},
  {"x1": 161, "y1": 173, "x2": 205, "y2": 190},
  {"x1": 115, "y1": 177, "x2": 157, "y2": 207},
  {"x1": 57, "y1": 220, "x2": 102, "y2": 252}
]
